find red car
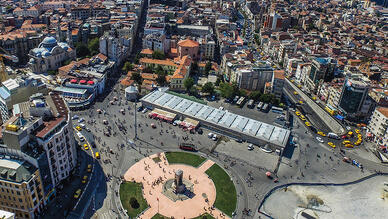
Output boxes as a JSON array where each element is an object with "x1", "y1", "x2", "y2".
[{"x1": 341, "y1": 135, "x2": 348, "y2": 139}]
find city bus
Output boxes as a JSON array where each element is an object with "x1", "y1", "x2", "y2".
[
  {"x1": 262, "y1": 103, "x2": 269, "y2": 112},
  {"x1": 236, "y1": 97, "x2": 245, "y2": 107},
  {"x1": 247, "y1": 99, "x2": 255, "y2": 108},
  {"x1": 179, "y1": 143, "x2": 197, "y2": 152},
  {"x1": 257, "y1": 102, "x2": 264, "y2": 110}
]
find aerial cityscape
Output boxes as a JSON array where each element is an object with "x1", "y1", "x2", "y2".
[{"x1": 0, "y1": 0, "x2": 387, "y2": 218}]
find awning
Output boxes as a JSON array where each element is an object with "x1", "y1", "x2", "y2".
[
  {"x1": 70, "y1": 79, "x2": 77, "y2": 83},
  {"x1": 380, "y1": 145, "x2": 387, "y2": 149},
  {"x1": 87, "y1": 81, "x2": 94, "y2": 85},
  {"x1": 79, "y1": 80, "x2": 86, "y2": 84}
]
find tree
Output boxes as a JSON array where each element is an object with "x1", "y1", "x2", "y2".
[
  {"x1": 183, "y1": 78, "x2": 195, "y2": 92},
  {"x1": 134, "y1": 53, "x2": 142, "y2": 64},
  {"x1": 239, "y1": 89, "x2": 247, "y2": 97},
  {"x1": 156, "y1": 74, "x2": 166, "y2": 86},
  {"x1": 75, "y1": 43, "x2": 90, "y2": 58},
  {"x1": 155, "y1": 66, "x2": 167, "y2": 86},
  {"x1": 202, "y1": 82, "x2": 214, "y2": 95},
  {"x1": 249, "y1": 91, "x2": 262, "y2": 101},
  {"x1": 131, "y1": 72, "x2": 143, "y2": 85},
  {"x1": 63, "y1": 59, "x2": 72, "y2": 66},
  {"x1": 204, "y1": 61, "x2": 212, "y2": 75},
  {"x1": 152, "y1": 50, "x2": 165, "y2": 60},
  {"x1": 122, "y1": 62, "x2": 134, "y2": 72},
  {"x1": 87, "y1": 38, "x2": 100, "y2": 56},
  {"x1": 47, "y1": 70, "x2": 57, "y2": 75},
  {"x1": 219, "y1": 82, "x2": 237, "y2": 99}
]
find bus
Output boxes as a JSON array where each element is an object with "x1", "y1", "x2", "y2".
[
  {"x1": 179, "y1": 143, "x2": 197, "y2": 152},
  {"x1": 271, "y1": 106, "x2": 283, "y2": 114},
  {"x1": 247, "y1": 99, "x2": 255, "y2": 108},
  {"x1": 236, "y1": 97, "x2": 245, "y2": 107},
  {"x1": 257, "y1": 102, "x2": 263, "y2": 110}
]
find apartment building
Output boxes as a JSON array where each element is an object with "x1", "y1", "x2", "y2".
[
  {"x1": 0, "y1": 159, "x2": 44, "y2": 219},
  {"x1": 1, "y1": 93, "x2": 77, "y2": 198},
  {"x1": 0, "y1": 76, "x2": 48, "y2": 124},
  {"x1": 369, "y1": 107, "x2": 388, "y2": 145}
]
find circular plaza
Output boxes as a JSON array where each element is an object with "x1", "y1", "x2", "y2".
[{"x1": 120, "y1": 152, "x2": 237, "y2": 219}]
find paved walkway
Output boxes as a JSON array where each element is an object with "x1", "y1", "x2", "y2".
[{"x1": 123, "y1": 152, "x2": 230, "y2": 219}]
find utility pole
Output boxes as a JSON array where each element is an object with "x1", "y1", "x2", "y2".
[{"x1": 134, "y1": 101, "x2": 138, "y2": 140}]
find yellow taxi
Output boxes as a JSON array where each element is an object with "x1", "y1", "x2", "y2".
[
  {"x1": 95, "y1": 152, "x2": 100, "y2": 159},
  {"x1": 87, "y1": 164, "x2": 92, "y2": 173},
  {"x1": 357, "y1": 134, "x2": 362, "y2": 139},
  {"x1": 317, "y1": 131, "x2": 326, "y2": 137},
  {"x1": 291, "y1": 80, "x2": 294, "y2": 83},
  {"x1": 83, "y1": 144, "x2": 89, "y2": 150},
  {"x1": 354, "y1": 141, "x2": 361, "y2": 146},
  {"x1": 297, "y1": 85, "x2": 302, "y2": 88},
  {"x1": 328, "y1": 142, "x2": 336, "y2": 148},
  {"x1": 294, "y1": 91, "x2": 298, "y2": 95},
  {"x1": 342, "y1": 140, "x2": 351, "y2": 145},
  {"x1": 348, "y1": 131, "x2": 353, "y2": 137},
  {"x1": 295, "y1": 111, "x2": 301, "y2": 116},
  {"x1": 74, "y1": 189, "x2": 82, "y2": 199},
  {"x1": 305, "y1": 121, "x2": 311, "y2": 127},
  {"x1": 312, "y1": 96, "x2": 317, "y2": 100},
  {"x1": 355, "y1": 129, "x2": 360, "y2": 134},
  {"x1": 299, "y1": 100, "x2": 304, "y2": 104},
  {"x1": 345, "y1": 144, "x2": 354, "y2": 148},
  {"x1": 76, "y1": 126, "x2": 82, "y2": 131},
  {"x1": 82, "y1": 175, "x2": 88, "y2": 184},
  {"x1": 300, "y1": 116, "x2": 306, "y2": 121}
]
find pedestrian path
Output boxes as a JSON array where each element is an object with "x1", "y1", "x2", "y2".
[{"x1": 197, "y1": 159, "x2": 215, "y2": 173}]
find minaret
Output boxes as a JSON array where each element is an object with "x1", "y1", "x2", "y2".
[
  {"x1": 66, "y1": 22, "x2": 73, "y2": 47},
  {"x1": 56, "y1": 18, "x2": 61, "y2": 41}
]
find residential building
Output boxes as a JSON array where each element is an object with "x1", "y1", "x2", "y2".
[
  {"x1": 55, "y1": 54, "x2": 113, "y2": 109},
  {"x1": 0, "y1": 32, "x2": 43, "y2": 63},
  {"x1": 28, "y1": 37, "x2": 76, "y2": 74},
  {"x1": 338, "y1": 78, "x2": 370, "y2": 119},
  {"x1": 305, "y1": 57, "x2": 337, "y2": 93},
  {"x1": 198, "y1": 36, "x2": 216, "y2": 60},
  {"x1": 1, "y1": 93, "x2": 77, "y2": 197},
  {"x1": 99, "y1": 29, "x2": 129, "y2": 66},
  {"x1": 0, "y1": 76, "x2": 48, "y2": 124},
  {"x1": 169, "y1": 56, "x2": 192, "y2": 91},
  {"x1": 13, "y1": 7, "x2": 40, "y2": 18},
  {"x1": 272, "y1": 70, "x2": 285, "y2": 99},
  {"x1": 234, "y1": 63, "x2": 273, "y2": 92},
  {"x1": 0, "y1": 158, "x2": 44, "y2": 218},
  {"x1": 139, "y1": 58, "x2": 178, "y2": 74},
  {"x1": 143, "y1": 33, "x2": 169, "y2": 53},
  {"x1": 368, "y1": 107, "x2": 388, "y2": 145}
]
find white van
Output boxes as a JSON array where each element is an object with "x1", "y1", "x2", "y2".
[
  {"x1": 327, "y1": 132, "x2": 340, "y2": 139},
  {"x1": 76, "y1": 132, "x2": 85, "y2": 141}
]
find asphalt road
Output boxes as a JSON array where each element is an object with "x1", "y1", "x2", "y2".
[{"x1": 284, "y1": 82, "x2": 331, "y2": 133}]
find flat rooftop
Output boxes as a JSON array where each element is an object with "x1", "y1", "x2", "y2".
[{"x1": 141, "y1": 90, "x2": 290, "y2": 147}]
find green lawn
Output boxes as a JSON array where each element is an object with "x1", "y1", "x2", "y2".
[
  {"x1": 165, "y1": 152, "x2": 206, "y2": 167},
  {"x1": 205, "y1": 164, "x2": 237, "y2": 217},
  {"x1": 151, "y1": 214, "x2": 169, "y2": 219},
  {"x1": 151, "y1": 213, "x2": 215, "y2": 219},
  {"x1": 192, "y1": 213, "x2": 216, "y2": 219},
  {"x1": 119, "y1": 182, "x2": 148, "y2": 217}
]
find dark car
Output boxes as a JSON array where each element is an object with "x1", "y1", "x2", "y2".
[
  {"x1": 197, "y1": 128, "x2": 203, "y2": 135},
  {"x1": 137, "y1": 106, "x2": 143, "y2": 112}
]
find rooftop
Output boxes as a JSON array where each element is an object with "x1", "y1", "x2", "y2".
[{"x1": 0, "y1": 158, "x2": 36, "y2": 183}]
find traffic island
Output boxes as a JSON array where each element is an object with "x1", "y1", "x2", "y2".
[{"x1": 122, "y1": 152, "x2": 235, "y2": 218}]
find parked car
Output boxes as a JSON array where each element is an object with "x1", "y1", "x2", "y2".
[
  {"x1": 74, "y1": 189, "x2": 82, "y2": 199},
  {"x1": 316, "y1": 137, "x2": 324, "y2": 143},
  {"x1": 72, "y1": 115, "x2": 79, "y2": 120},
  {"x1": 78, "y1": 118, "x2": 85, "y2": 123},
  {"x1": 247, "y1": 144, "x2": 254, "y2": 150}
]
